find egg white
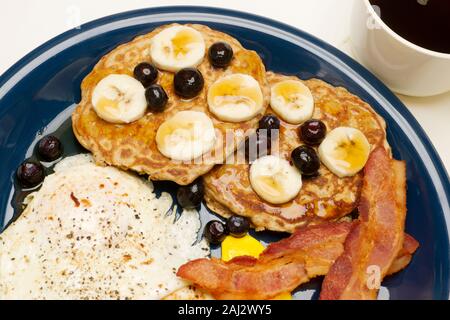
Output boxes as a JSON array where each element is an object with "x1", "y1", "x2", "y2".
[{"x1": 0, "y1": 154, "x2": 209, "y2": 299}]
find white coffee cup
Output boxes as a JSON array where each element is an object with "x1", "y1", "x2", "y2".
[{"x1": 350, "y1": 0, "x2": 450, "y2": 97}]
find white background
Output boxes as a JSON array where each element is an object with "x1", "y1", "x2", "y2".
[{"x1": 1, "y1": 0, "x2": 449, "y2": 173}]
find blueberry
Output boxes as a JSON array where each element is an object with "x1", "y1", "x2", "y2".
[
  {"x1": 259, "y1": 114, "x2": 280, "y2": 131},
  {"x1": 177, "y1": 178, "x2": 204, "y2": 209},
  {"x1": 291, "y1": 145, "x2": 320, "y2": 177},
  {"x1": 258, "y1": 114, "x2": 280, "y2": 139},
  {"x1": 133, "y1": 62, "x2": 158, "y2": 87},
  {"x1": 173, "y1": 68, "x2": 204, "y2": 99},
  {"x1": 145, "y1": 84, "x2": 168, "y2": 112},
  {"x1": 16, "y1": 160, "x2": 45, "y2": 188},
  {"x1": 208, "y1": 42, "x2": 234, "y2": 68},
  {"x1": 37, "y1": 135, "x2": 63, "y2": 161},
  {"x1": 226, "y1": 215, "x2": 250, "y2": 238},
  {"x1": 203, "y1": 220, "x2": 228, "y2": 245},
  {"x1": 243, "y1": 132, "x2": 271, "y2": 163},
  {"x1": 299, "y1": 119, "x2": 327, "y2": 146}
]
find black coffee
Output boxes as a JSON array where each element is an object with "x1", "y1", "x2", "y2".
[{"x1": 369, "y1": 0, "x2": 450, "y2": 54}]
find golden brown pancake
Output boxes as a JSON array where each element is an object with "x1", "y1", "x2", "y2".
[
  {"x1": 72, "y1": 24, "x2": 269, "y2": 185},
  {"x1": 204, "y1": 72, "x2": 389, "y2": 233}
]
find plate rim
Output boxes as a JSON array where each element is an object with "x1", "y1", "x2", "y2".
[{"x1": 0, "y1": 5, "x2": 449, "y2": 299}]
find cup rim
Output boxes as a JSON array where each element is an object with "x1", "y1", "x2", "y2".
[{"x1": 363, "y1": 0, "x2": 450, "y2": 59}]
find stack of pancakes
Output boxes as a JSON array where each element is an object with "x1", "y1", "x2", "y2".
[
  {"x1": 73, "y1": 24, "x2": 269, "y2": 185},
  {"x1": 73, "y1": 23, "x2": 388, "y2": 233}
]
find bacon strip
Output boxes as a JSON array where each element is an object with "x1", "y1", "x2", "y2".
[
  {"x1": 320, "y1": 148, "x2": 409, "y2": 300},
  {"x1": 177, "y1": 221, "x2": 418, "y2": 300},
  {"x1": 388, "y1": 233, "x2": 419, "y2": 275}
]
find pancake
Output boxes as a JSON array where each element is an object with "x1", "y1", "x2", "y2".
[
  {"x1": 204, "y1": 72, "x2": 389, "y2": 233},
  {"x1": 72, "y1": 24, "x2": 269, "y2": 185}
]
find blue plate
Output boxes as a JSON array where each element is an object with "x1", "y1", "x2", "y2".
[{"x1": 0, "y1": 6, "x2": 449, "y2": 300}]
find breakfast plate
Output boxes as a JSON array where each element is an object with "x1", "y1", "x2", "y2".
[{"x1": 0, "y1": 6, "x2": 449, "y2": 300}]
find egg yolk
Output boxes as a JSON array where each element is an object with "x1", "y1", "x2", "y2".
[
  {"x1": 221, "y1": 234, "x2": 265, "y2": 262},
  {"x1": 271, "y1": 292, "x2": 293, "y2": 300},
  {"x1": 221, "y1": 234, "x2": 292, "y2": 300}
]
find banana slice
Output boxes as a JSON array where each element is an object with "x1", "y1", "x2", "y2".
[
  {"x1": 156, "y1": 111, "x2": 216, "y2": 161},
  {"x1": 318, "y1": 127, "x2": 371, "y2": 178},
  {"x1": 91, "y1": 74, "x2": 147, "y2": 124},
  {"x1": 270, "y1": 80, "x2": 314, "y2": 124},
  {"x1": 207, "y1": 74, "x2": 264, "y2": 123},
  {"x1": 250, "y1": 155, "x2": 302, "y2": 205},
  {"x1": 150, "y1": 25, "x2": 205, "y2": 72}
]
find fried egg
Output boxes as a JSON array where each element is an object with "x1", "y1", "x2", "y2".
[{"x1": 0, "y1": 154, "x2": 209, "y2": 299}]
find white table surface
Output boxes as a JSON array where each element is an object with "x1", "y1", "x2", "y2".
[{"x1": 1, "y1": 0, "x2": 449, "y2": 174}]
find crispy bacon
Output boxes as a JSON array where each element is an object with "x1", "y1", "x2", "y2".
[
  {"x1": 320, "y1": 148, "x2": 410, "y2": 300},
  {"x1": 177, "y1": 221, "x2": 418, "y2": 300}
]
